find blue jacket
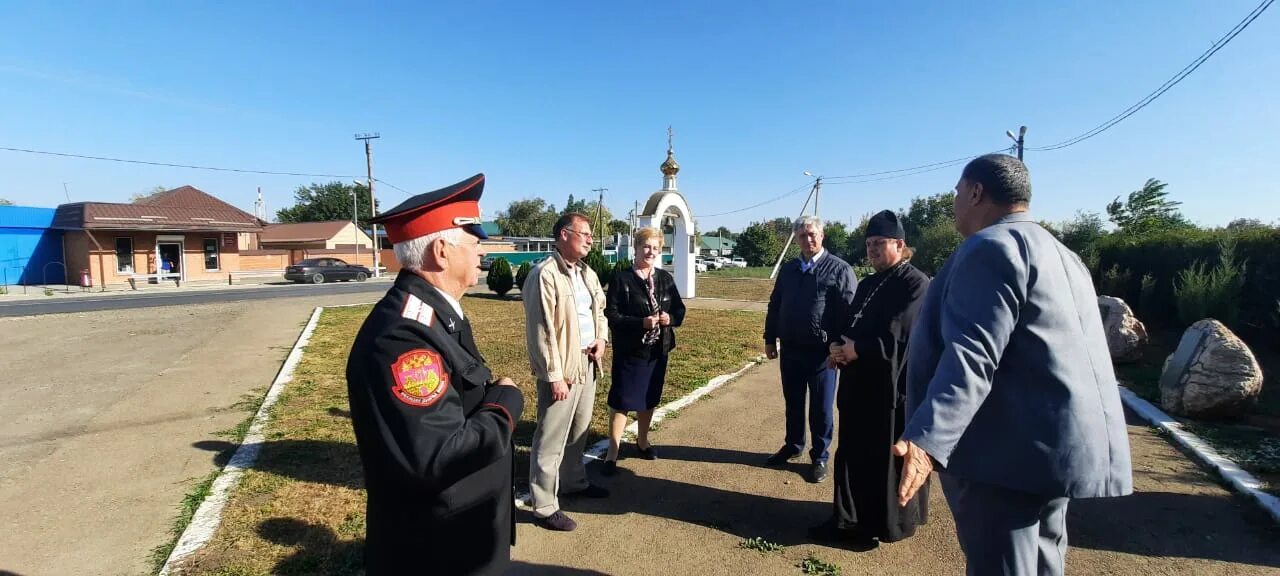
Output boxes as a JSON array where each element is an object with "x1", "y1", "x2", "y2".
[
  {"x1": 764, "y1": 251, "x2": 857, "y2": 352},
  {"x1": 903, "y1": 213, "x2": 1132, "y2": 498}
]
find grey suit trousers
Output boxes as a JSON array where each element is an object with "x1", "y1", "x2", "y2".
[
  {"x1": 941, "y1": 474, "x2": 1069, "y2": 576},
  {"x1": 529, "y1": 352, "x2": 596, "y2": 517}
]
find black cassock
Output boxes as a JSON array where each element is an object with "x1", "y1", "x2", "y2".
[{"x1": 831, "y1": 261, "x2": 930, "y2": 542}]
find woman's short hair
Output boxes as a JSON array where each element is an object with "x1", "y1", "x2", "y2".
[{"x1": 634, "y1": 227, "x2": 664, "y2": 249}]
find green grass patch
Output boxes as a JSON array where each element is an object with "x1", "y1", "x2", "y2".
[
  {"x1": 150, "y1": 470, "x2": 221, "y2": 573},
  {"x1": 738, "y1": 536, "x2": 784, "y2": 553},
  {"x1": 799, "y1": 553, "x2": 841, "y2": 575},
  {"x1": 696, "y1": 276, "x2": 775, "y2": 302},
  {"x1": 703, "y1": 266, "x2": 775, "y2": 279},
  {"x1": 172, "y1": 298, "x2": 764, "y2": 575}
]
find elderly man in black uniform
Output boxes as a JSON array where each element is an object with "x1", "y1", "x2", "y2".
[{"x1": 346, "y1": 173, "x2": 525, "y2": 576}]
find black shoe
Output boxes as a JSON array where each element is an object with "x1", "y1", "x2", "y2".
[
  {"x1": 765, "y1": 447, "x2": 801, "y2": 467},
  {"x1": 601, "y1": 460, "x2": 618, "y2": 477},
  {"x1": 809, "y1": 461, "x2": 829, "y2": 483},
  {"x1": 636, "y1": 445, "x2": 658, "y2": 460},
  {"x1": 564, "y1": 483, "x2": 611, "y2": 498},
  {"x1": 807, "y1": 520, "x2": 850, "y2": 543},
  {"x1": 534, "y1": 510, "x2": 577, "y2": 532}
]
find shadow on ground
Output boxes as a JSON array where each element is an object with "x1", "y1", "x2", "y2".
[
  {"x1": 1070, "y1": 491, "x2": 1280, "y2": 567},
  {"x1": 252, "y1": 518, "x2": 605, "y2": 575},
  {"x1": 193, "y1": 439, "x2": 364, "y2": 489}
]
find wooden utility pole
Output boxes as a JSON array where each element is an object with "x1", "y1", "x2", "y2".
[
  {"x1": 355, "y1": 132, "x2": 381, "y2": 275},
  {"x1": 770, "y1": 176, "x2": 822, "y2": 280},
  {"x1": 591, "y1": 187, "x2": 608, "y2": 236}
]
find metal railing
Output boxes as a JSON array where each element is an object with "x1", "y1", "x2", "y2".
[
  {"x1": 2, "y1": 266, "x2": 27, "y2": 294},
  {"x1": 42, "y1": 262, "x2": 70, "y2": 293}
]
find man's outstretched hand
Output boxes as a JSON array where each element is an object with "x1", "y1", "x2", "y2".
[{"x1": 892, "y1": 439, "x2": 933, "y2": 507}]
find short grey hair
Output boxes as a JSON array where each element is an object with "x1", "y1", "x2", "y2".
[
  {"x1": 393, "y1": 227, "x2": 464, "y2": 272},
  {"x1": 793, "y1": 215, "x2": 824, "y2": 234}
]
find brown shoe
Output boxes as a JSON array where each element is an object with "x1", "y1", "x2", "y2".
[{"x1": 534, "y1": 510, "x2": 577, "y2": 532}]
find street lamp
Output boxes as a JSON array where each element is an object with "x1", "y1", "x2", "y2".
[{"x1": 1006, "y1": 125, "x2": 1027, "y2": 160}]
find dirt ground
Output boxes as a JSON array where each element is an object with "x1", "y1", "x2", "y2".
[
  {"x1": 0, "y1": 293, "x2": 379, "y2": 576},
  {"x1": 511, "y1": 360, "x2": 1280, "y2": 575}
]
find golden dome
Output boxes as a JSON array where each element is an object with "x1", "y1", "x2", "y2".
[{"x1": 660, "y1": 149, "x2": 680, "y2": 176}]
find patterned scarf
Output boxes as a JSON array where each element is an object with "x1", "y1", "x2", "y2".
[{"x1": 640, "y1": 270, "x2": 662, "y2": 346}]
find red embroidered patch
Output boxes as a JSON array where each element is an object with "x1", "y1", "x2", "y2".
[{"x1": 390, "y1": 349, "x2": 450, "y2": 407}]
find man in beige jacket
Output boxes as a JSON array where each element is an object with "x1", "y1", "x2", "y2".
[{"x1": 524, "y1": 212, "x2": 610, "y2": 532}]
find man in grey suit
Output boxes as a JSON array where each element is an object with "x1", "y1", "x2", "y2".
[{"x1": 895, "y1": 154, "x2": 1132, "y2": 576}]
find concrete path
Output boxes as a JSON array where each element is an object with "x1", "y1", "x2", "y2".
[
  {"x1": 511, "y1": 360, "x2": 1280, "y2": 575},
  {"x1": 0, "y1": 293, "x2": 378, "y2": 576}
]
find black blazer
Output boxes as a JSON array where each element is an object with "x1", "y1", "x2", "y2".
[{"x1": 605, "y1": 267, "x2": 686, "y2": 358}]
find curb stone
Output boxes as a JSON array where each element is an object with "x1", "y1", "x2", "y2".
[{"x1": 1120, "y1": 386, "x2": 1280, "y2": 525}]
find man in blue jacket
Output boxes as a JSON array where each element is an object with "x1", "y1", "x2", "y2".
[
  {"x1": 896, "y1": 155, "x2": 1132, "y2": 576},
  {"x1": 763, "y1": 215, "x2": 857, "y2": 483}
]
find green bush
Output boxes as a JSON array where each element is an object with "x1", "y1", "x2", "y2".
[
  {"x1": 514, "y1": 261, "x2": 532, "y2": 293},
  {"x1": 610, "y1": 258, "x2": 632, "y2": 286},
  {"x1": 486, "y1": 257, "x2": 514, "y2": 296},
  {"x1": 1096, "y1": 227, "x2": 1278, "y2": 332},
  {"x1": 1173, "y1": 238, "x2": 1246, "y2": 327},
  {"x1": 583, "y1": 249, "x2": 612, "y2": 287}
]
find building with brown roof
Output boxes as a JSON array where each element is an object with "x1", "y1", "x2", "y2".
[
  {"x1": 260, "y1": 220, "x2": 372, "y2": 250},
  {"x1": 53, "y1": 186, "x2": 264, "y2": 288}
]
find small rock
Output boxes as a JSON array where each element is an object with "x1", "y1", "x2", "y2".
[
  {"x1": 1098, "y1": 296, "x2": 1147, "y2": 363},
  {"x1": 1159, "y1": 319, "x2": 1263, "y2": 419}
]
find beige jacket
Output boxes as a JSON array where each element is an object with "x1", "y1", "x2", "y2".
[{"x1": 523, "y1": 250, "x2": 608, "y2": 384}]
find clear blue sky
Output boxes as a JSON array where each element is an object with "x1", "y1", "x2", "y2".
[{"x1": 1, "y1": 1, "x2": 1276, "y2": 231}]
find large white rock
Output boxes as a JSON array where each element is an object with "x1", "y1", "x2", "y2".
[
  {"x1": 1098, "y1": 296, "x2": 1148, "y2": 363},
  {"x1": 1159, "y1": 319, "x2": 1264, "y2": 419}
]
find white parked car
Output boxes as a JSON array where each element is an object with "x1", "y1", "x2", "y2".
[
  {"x1": 728, "y1": 257, "x2": 748, "y2": 268},
  {"x1": 694, "y1": 258, "x2": 708, "y2": 273}
]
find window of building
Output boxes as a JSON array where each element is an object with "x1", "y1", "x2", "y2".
[
  {"x1": 203, "y1": 238, "x2": 220, "y2": 271},
  {"x1": 115, "y1": 237, "x2": 133, "y2": 273}
]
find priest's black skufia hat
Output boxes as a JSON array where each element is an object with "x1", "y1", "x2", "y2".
[
  {"x1": 865, "y1": 210, "x2": 906, "y2": 240},
  {"x1": 370, "y1": 173, "x2": 488, "y2": 243}
]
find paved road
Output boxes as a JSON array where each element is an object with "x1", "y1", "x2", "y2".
[
  {"x1": 0, "y1": 281, "x2": 392, "y2": 317},
  {"x1": 0, "y1": 292, "x2": 379, "y2": 576}
]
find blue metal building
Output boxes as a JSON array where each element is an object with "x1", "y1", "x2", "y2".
[{"x1": 0, "y1": 206, "x2": 65, "y2": 285}]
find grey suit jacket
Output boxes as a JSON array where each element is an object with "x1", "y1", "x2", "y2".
[{"x1": 902, "y1": 213, "x2": 1132, "y2": 498}]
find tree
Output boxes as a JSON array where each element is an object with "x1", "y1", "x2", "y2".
[
  {"x1": 495, "y1": 198, "x2": 559, "y2": 237},
  {"x1": 712, "y1": 226, "x2": 735, "y2": 239},
  {"x1": 914, "y1": 220, "x2": 963, "y2": 275},
  {"x1": 276, "y1": 181, "x2": 377, "y2": 228},
  {"x1": 486, "y1": 257, "x2": 514, "y2": 296},
  {"x1": 1226, "y1": 218, "x2": 1272, "y2": 232},
  {"x1": 1106, "y1": 179, "x2": 1192, "y2": 236},
  {"x1": 845, "y1": 214, "x2": 872, "y2": 267},
  {"x1": 902, "y1": 192, "x2": 955, "y2": 244},
  {"x1": 736, "y1": 221, "x2": 782, "y2": 267},
  {"x1": 607, "y1": 219, "x2": 630, "y2": 236},
  {"x1": 130, "y1": 185, "x2": 169, "y2": 203},
  {"x1": 822, "y1": 221, "x2": 849, "y2": 261},
  {"x1": 1060, "y1": 211, "x2": 1108, "y2": 272}
]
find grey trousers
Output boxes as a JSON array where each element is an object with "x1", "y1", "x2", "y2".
[
  {"x1": 529, "y1": 354, "x2": 596, "y2": 517},
  {"x1": 940, "y1": 474, "x2": 1070, "y2": 576}
]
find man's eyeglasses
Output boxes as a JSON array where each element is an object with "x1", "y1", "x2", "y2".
[{"x1": 567, "y1": 229, "x2": 594, "y2": 240}]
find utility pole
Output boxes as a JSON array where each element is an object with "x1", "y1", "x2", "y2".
[
  {"x1": 355, "y1": 132, "x2": 381, "y2": 275},
  {"x1": 1005, "y1": 125, "x2": 1027, "y2": 161},
  {"x1": 770, "y1": 175, "x2": 823, "y2": 280},
  {"x1": 591, "y1": 187, "x2": 608, "y2": 236}
]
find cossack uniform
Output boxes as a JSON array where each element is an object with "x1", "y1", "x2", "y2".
[{"x1": 346, "y1": 174, "x2": 524, "y2": 575}]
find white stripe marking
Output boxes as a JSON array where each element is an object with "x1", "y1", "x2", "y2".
[
  {"x1": 159, "y1": 306, "x2": 325, "y2": 575},
  {"x1": 1120, "y1": 387, "x2": 1280, "y2": 525}
]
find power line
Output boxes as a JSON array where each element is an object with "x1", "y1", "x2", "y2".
[
  {"x1": 1030, "y1": 0, "x2": 1273, "y2": 151},
  {"x1": 699, "y1": 182, "x2": 814, "y2": 217},
  {"x1": 0, "y1": 145, "x2": 355, "y2": 178}
]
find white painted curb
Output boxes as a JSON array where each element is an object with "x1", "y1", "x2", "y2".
[
  {"x1": 1120, "y1": 387, "x2": 1280, "y2": 525},
  {"x1": 516, "y1": 357, "x2": 764, "y2": 510},
  {"x1": 158, "y1": 306, "x2": 326, "y2": 575}
]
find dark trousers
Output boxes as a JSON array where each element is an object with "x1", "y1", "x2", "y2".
[
  {"x1": 941, "y1": 474, "x2": 1070, "y2": 576},
  {"x1": 779, "y1": 345, "x2": 836, "y2": 463}
]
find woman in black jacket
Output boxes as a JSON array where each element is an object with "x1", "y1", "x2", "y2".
[{"x1": 602, "y1": 227, "x2": 685, "y2": 475}]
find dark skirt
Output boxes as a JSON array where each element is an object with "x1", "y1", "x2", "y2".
[{"x1": 608, "y1": 352, "x2": 669, "y2": 412}]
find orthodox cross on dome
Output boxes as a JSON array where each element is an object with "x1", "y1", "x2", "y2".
[{"x1": 661, "y1": 125, "x2": 680, "y2": 190}]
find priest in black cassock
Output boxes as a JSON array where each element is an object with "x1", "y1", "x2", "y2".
[{"x1": 809, "y1": 209, "x2": 931, "y2": 549}]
